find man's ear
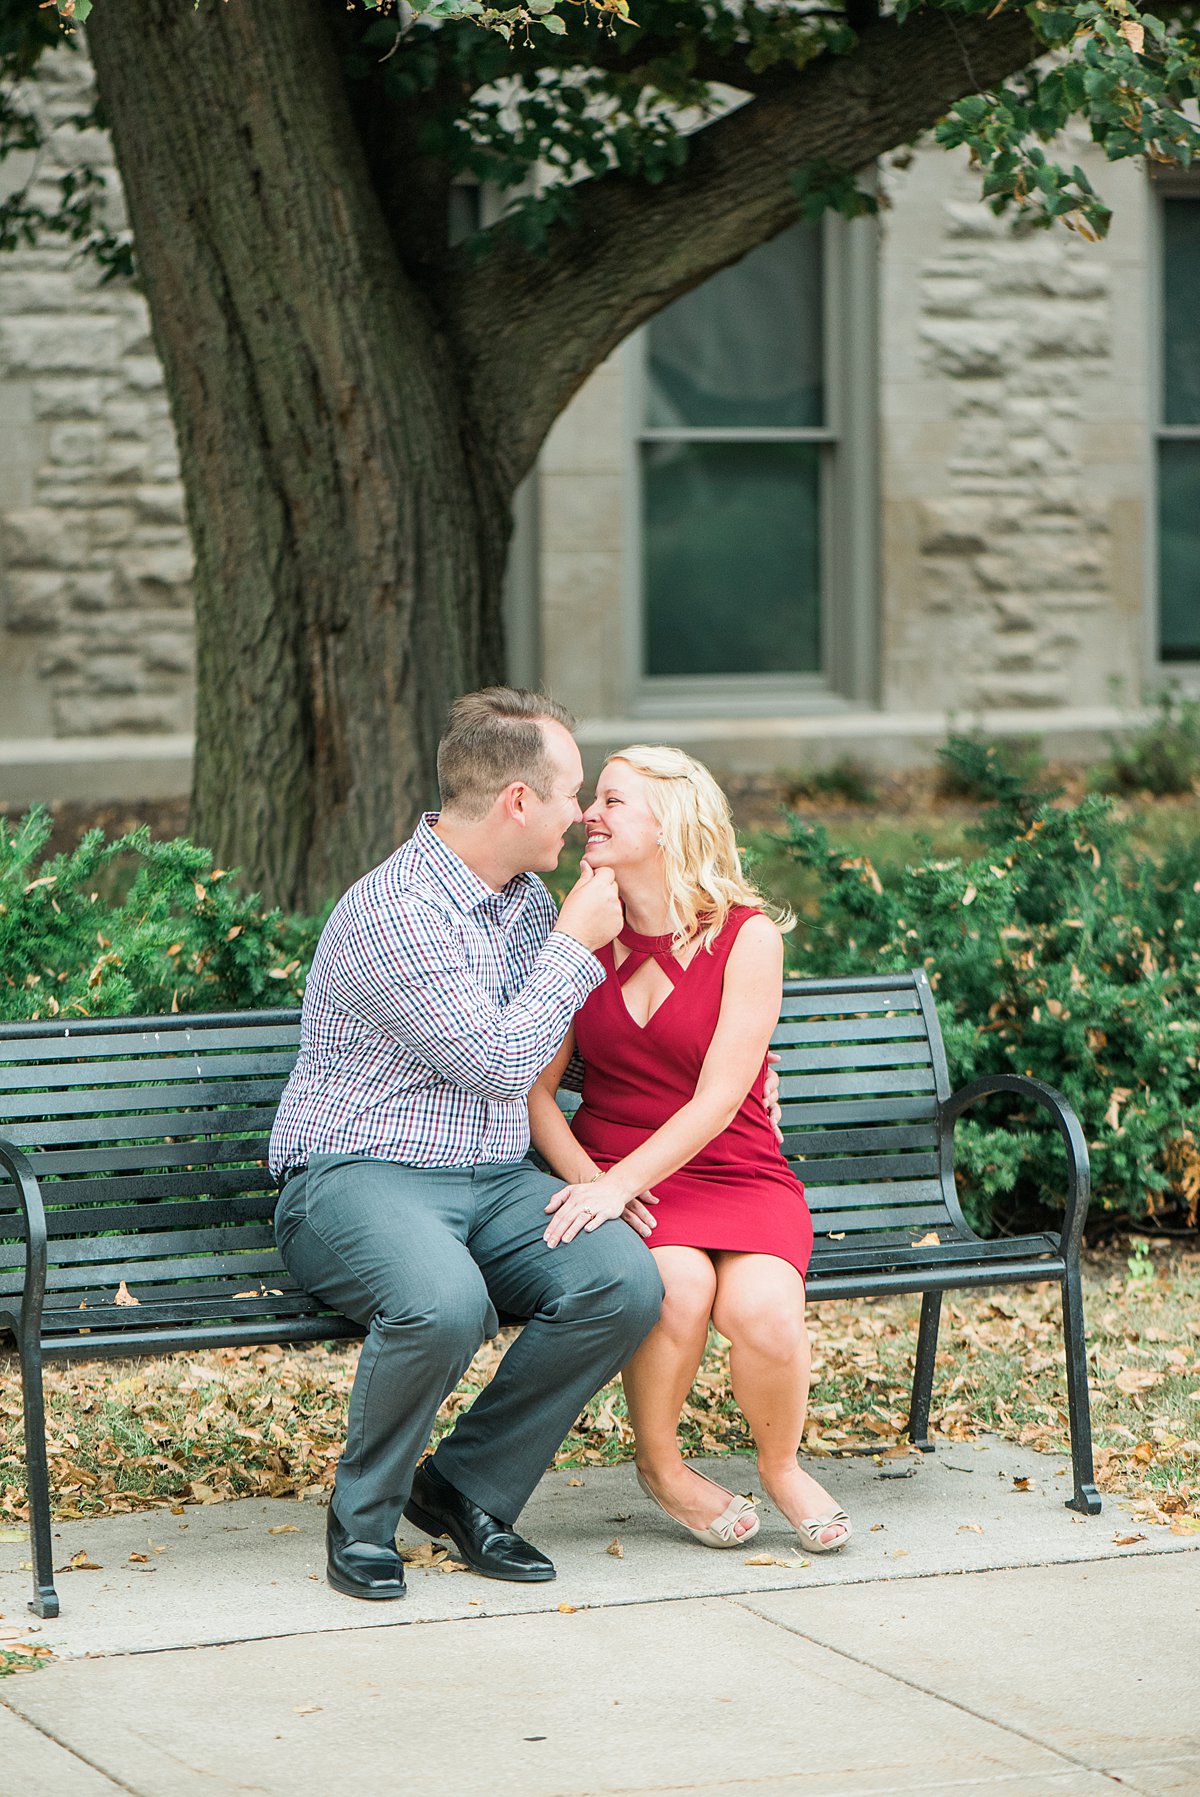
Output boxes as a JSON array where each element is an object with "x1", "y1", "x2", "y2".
[{"x1": 501, "y1": 781, "x2": 530, "y2": 827}]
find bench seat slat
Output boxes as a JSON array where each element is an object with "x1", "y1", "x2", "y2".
[
  {"x1": 808, "y1": 1204, "x2": 956, "y2": 1236},
  {"x1": 27, "y1": 1223, "x2": 281, "y2": 1269},
  {"x1": 5, "y1": 1106, "x2": 281, "y2": 1152},
  {"x1": 781, "y1": 1124, "x2": 938, "y2": 1156},
  {"x1": 771, "y1": 1014, "x2": 930, "y2": 1046},
  {"x1": 778, "y1": 1068, "x2": 937, "y2": 1100},
  {"x1": 22, "y1": 1136, "x2": 274, "y2": 1179},
  {"x1": 773, "y1": 1043, "x2": 935, "y2": 1074},
  {"x1": 802, "y1": 1178, "x2": 945, "y2": 1208},
  {"x1": 0, "y1": 1022, "x2": 301, "y2": 1064},
  {"x1": 35, "y1": 1194, "x2": 278, "y2": 1238},
  {"x1": 29, "y1": 1250, "x2": 294, "y2": 1295},
  {"x1": 809, "y1": 1231, "x2": 1059, "y2": 1272},
  {"x1": 33, "y1": 1316, "x2": 364, "y2": 1360},
  {"x1": 34, "y1": 1296, "x2": 341, "y2": 1338},
  {"x1": 0, "y1": 1077, "x2": 291, "y2": 1122},
  {"x1": 2, "y1": 1169, "x2": 273, "y2": 1217},
  {"x1": 780, "y1": 1097, "x2": 938, "y2": 1130},
  {"x1": 776, "y1": 991, "x2": 920, "y2": 1019},
  {"x1": 0, "y1": 1051, "x2": 299, "y2": 1094},
  {"x1": 790, "y1": 1151, "x2": 942, "y2": 1184}
]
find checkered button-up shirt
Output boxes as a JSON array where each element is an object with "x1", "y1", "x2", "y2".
[{"x1": 269, "y1": 815, "x2": 602, "y2": 1175}]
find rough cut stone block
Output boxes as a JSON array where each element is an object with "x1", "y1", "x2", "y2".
[
  {"x1": 0, "y1": 316, "x2": 122, "y2": 375},
  {"x1": 0, "y1": 507, "x2": 87, "y2": 569},
  {"x1": 2, "y1": 569, "x2": 65, "y2": 632},
  {"x1": 32, "y1": 378, "x2": 108, "y2": 419}
]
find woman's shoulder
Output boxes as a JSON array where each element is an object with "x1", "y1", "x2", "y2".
[{"x1": 713, "y1": 905, "x2": 779, "y2": 961}]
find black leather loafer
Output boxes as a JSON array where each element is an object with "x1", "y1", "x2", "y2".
[
  {"x1": 403, "y1": 1460, "x2": 555, "y2": 1583},
  {"x1": 326, "y1": 1505, "x2": 407, "y2": 1601}
]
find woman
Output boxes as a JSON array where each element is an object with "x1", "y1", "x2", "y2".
[{"x1": 529, "y1": 746, "x2": 850, "y2": 1554}]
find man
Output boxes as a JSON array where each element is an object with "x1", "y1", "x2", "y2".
[{"x1": 271, "y1": 687, "x2": 664, "y2": 1600}]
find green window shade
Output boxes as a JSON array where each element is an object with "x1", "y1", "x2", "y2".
[
  {"x1": 1159, "y1": 440, "x2": 1200, "y2": 661},
  {"x1": 642, "y1": 440, "x2": 821, "y2": 677},
  {"x1": 1163, "y1": 197, "x2": 1200, "y2": 427},
  {"x1": 645, "y1": 225, "x2": 824, "y2": 430}
]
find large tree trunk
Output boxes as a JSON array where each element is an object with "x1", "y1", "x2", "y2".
[{"x1": 87, "y1": 0, "x2": 509, "y2": 910}]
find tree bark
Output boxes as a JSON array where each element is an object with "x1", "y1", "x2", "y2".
[{"x1": 87, "y1": 0, "x2": 509, "y2": 910}]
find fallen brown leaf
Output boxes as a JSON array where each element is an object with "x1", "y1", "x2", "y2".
[
  {"x1": 1113, "y1": 1532, "x2": 1147, "y2": 1546},
  {"x1": 606, "y1": 1537, "x2": 624, "y2": 1558},
  {"x1": 114, "y1": 1281, "x2": 139, "y2": 1307},
  {"x1": 293, "y1": 1704, "x2": 321, "y2": 1717},
  {"x1": 958, "y1": 1523, "x2": 984, "y2": 1534},
  {"x1": 557, "y1": 1603, "x2": 578, "y2": 1613},
  {"x1": 268, "y1": 1525, "x2": 299, "y2": 1535},
  {"x1": 57, "y1": 1550, "x2": 101, "y2": 1572}
]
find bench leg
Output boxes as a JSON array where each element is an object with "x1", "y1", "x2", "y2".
[
  {"x1": 1060, "y1": 1264, "x2": 1101, "y2": 1516},
  {"x1": 908, "y1": 1290, "x2": 942, "y2": 1453},
  {"x1": 19, "y1": 1336, "x2": 59, "y2": 1619}
]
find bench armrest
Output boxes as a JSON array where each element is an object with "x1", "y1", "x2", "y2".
[
  {"x1": 0, "y1": 1136, "x2": 49, "y2": 1336},
  {"x1": 940, "y1": 1076, "x2": 1090, "y2": 1262}
]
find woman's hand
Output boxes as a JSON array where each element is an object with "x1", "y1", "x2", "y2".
[
  {"x1": 620, "y1": 1193, "x2": 659, "y2": 1240},
  {"x1": 544, "y1": 1173, "x2": 641, "y2": 1247}
]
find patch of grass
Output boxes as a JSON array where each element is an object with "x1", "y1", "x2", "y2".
[
  {"x1": 4, "y1": 1244, "x2": 1194, "y2": 1530},
  {"x1": 1092, "y1": 688, "x2": 1200, "y2": 798},
  {"x1": 785, "y1": 757, "x2": 879, "y2": 807},
  {"x1": 0, "y1": 1645, "x2": 53, "y2": 1677}
]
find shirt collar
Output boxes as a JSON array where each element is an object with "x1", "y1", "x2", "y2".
[{"x1": 412, "y1": 813, "x2": 534, "y2": 918}]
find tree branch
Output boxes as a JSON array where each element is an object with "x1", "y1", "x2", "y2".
[{"x1": 449, "y1": 5, "x2": 1040, "y2": 482}]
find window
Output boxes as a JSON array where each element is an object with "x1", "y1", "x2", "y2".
[
  {"x1": 1158, "y1": 192, "x2": 1200, "y2": 663},
  {"x1": 629, "y1": 213, "x2": 877, "y2": 710}
]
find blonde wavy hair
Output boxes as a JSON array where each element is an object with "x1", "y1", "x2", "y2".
[{"x1": 604, "y1": 745, "x2": 793, "y2": 952}]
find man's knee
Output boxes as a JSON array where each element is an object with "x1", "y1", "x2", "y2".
[
  {"x1": 555, "y1": 1233, "x2": 663, "y2": 1338},
  {"x1": 376, "y1": 1277, "x2": 495, "y2": 1361}
]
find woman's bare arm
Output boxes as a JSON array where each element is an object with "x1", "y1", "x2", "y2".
[{"x1": 528, "y1": 1026, "x2": 599, "y2": 1185}]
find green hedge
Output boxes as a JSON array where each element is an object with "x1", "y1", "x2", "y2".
[
  {"x1": 0, "y1": 808, "x2": 321, "y2": 1020},
  {"x1": 779, "y1": 746, "x2": 1200, "y2": 1228}
]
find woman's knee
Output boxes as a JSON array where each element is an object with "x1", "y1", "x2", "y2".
[
  {"x1": 713, "y1": 1286, "x2": 806, "y2": 1361},
  {"x1": 658, "y1": 1253, "x2": 718, "y2": 1331}
]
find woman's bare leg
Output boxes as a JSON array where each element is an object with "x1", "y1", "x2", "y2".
[
  {"x1": 622, "y1": 1245, "x2": 756, "y2": 1536},
  {"x1": 711, "y1": 1251, "x2": 848, "y2": 1546}
]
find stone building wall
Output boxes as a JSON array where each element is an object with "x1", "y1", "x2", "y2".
[
  {"x1": 0, "y1": 46, "x2": 193, "y2": 800},
  {"x1": 878, "y1": 138, "x2": 1149, "y2": 723}
]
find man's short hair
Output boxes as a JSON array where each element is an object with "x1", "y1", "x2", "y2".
[{"x1": 437, "y1": 687, "x2": 577, "y2": 821}]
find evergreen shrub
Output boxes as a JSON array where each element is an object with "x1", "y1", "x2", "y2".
[
  {"x1": 0, "y1": 808, "x2": 322, "y2": 1021},
  {"x1": 780, "y1": 772, "x2": 1200, "y2": 1231}
]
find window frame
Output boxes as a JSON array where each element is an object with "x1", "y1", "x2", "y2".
[
  {"x1": 1151, "y1": 172, "x2": 1200, "y2": 682},
  {"x1": 621, "y1": 206, "x2": 879, "y2": 718}
]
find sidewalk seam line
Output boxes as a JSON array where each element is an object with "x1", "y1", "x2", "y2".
[
  {"x1": 0, "y1": 1695, "x2": 147, "y2": 1797},
  {"x1": 721, "y1": 1596, "x2": 1142, "y2": 1794}
]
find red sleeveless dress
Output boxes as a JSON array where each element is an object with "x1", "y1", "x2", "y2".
[{"x1": 570, "y1": 905, "x2": 812, "y2": 1278}]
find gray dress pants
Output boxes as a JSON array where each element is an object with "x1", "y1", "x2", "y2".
[{"x1": 275, "y1": 1152, "x2": 663, "y2": 1545}]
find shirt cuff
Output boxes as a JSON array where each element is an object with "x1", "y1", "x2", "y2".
[{"x1": 540, "y1": 927, "x2": 605, "y2": 997}]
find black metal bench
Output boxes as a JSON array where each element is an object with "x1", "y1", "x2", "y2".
[{"x1": 0, "y1": 968, "x2": 1098, "y2": 1620}]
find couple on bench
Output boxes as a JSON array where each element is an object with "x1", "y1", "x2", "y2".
[{"x1": 270, "y1": 687, "x2": 851, "y2": 1601}]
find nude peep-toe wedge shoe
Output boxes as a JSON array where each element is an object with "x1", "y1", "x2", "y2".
[
  {"x1": 636, "y1": 1468, "x2": 761, "y2": 1549},
  {"x1": 793, "y1": 1508, "x2": 853, "y2": 1554}
]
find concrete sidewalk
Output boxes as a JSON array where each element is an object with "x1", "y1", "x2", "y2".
[{"x1": 2, "y1": 1439, "x2": 1198, "y2": 1796}]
